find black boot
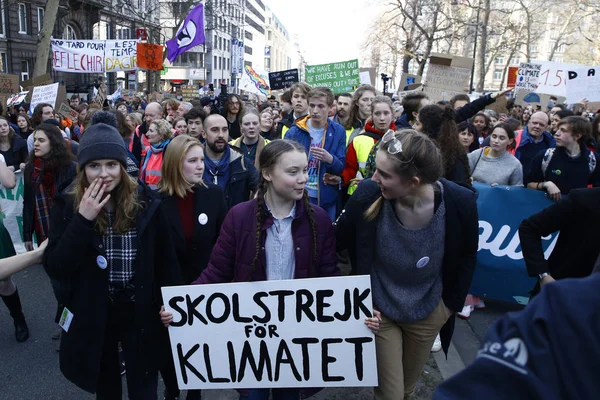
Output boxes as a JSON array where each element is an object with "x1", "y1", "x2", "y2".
[{"x1": 1, "y1": 288, "x2": 30, "y2": 342}]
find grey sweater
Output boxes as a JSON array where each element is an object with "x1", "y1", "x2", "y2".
[
  {"x1": 372, "y1": 186, "x2": 446, "y2": 322},
  {"x1": 468, "y1": 147, "x2": 523, "y2": 186}
]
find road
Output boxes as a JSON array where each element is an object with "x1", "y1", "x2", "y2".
[{"x1": 0, "y1": 263, "x2": 521, "y2": 399}]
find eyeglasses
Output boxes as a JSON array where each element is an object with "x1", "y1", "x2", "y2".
[{"x1": 382, "y1": 129, "x2": 403, "y2": 154}]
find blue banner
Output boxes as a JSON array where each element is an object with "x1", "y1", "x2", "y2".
[{"x1": 470, "y1": 183, "x2": 558, "y2": 304}]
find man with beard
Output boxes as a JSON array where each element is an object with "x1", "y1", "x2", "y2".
[
  {"x1": 334, "y1": 93, "x2": 356, "y2": 145},
  {"x1": 202, "y1": 114, "x2": 258, "y2": 209},
  {"x1": 222, "y1": 94, "x2": 244, "y2": 140}
]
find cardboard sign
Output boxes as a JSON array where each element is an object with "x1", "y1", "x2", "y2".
[
  {"x1": 0, "y1": 74, "x2": 20, "y2": 96},
  {"x1": 57, "y1": 102, "x2": 79, "y2": 121},
  {"x1": 515, "y1": 62, "x2": 542, "y2": 92},
  {"x1": 515, "y1": 90, "x2": 565, "y2": 109},
  {"x1": 423, "y1": 53, "x2": 473, "y2": 101},
  {"x1": 161, "y1": 276, "x2": 378, "y2": 390},
  {"x1": 137, "y1": 43, "x2": 164, "y2": 71},
  {"x1": 30, "y1": 82, "x2": 60, "y2": 112},
  {"x1": 565, "y1": 66, "x2": 600, "y2": 103},
  {"x1": 398, "y1": 73, "x2": 422, "y2": 91},
  {"x1": 7, "y1": 91, "x2": 28, "y2": 106},
  {"x1": 122, "y1": 89, "x2": 138, "y2": 101},
  {"x1": 51, "y1": 39, "x2": 139, "y2": 73},
  {"x1": 181, "y1": 84, "x2": 199, "y2": 101},
  {"x1": 22, "y1": 74, "x2": 52, "y2": 90},
  {"x1": 305, "y1": 59, "x2": 360, "y2": 94},
  {"x1": 268, "y1": 69, "x2": 299, "y2": 90}
]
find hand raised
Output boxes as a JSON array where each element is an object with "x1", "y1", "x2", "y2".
[{"x1": 78, "y1": 178, "x2": 111, "y2": 221}]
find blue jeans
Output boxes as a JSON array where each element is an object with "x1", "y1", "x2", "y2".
[
  {"x1": 308, "y1": 197, "x2": 336, "y2": 222},
  {"x1": 239, "y1": 388, "x2": 300, "y2": 400}
]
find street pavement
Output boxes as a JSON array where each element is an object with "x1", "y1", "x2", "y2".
[{"x1": 0, "y1": 263, "x2": 522, "y2": 399}]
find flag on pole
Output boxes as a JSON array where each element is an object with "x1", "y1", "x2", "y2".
[{"x1": 166, "y1": 2, "x2": 206, "y2": 64}]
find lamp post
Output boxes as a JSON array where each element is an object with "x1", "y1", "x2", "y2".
[{"x1": 469, "y1": 0, "x2": 481, "y2": 93}]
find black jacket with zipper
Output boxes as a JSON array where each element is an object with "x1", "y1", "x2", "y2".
[
  {"x1": 335, "y1": 178, "x2": 479, "y2": 355},
  {"x1": 43, "y1": 183, "x2": 181, "y2": 393}
]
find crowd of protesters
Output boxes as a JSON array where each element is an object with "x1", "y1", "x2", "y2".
[{"x1": 0, "y1": 79, "x2": 599, "y2": 400}]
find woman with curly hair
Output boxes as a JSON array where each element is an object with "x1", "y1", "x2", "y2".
[{"x1": 414, "y1": 105, "x2": 471, "y2": 185}]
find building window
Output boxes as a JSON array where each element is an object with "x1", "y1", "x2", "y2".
[
  {"x1": 0, "y1": 1, "x2": 6, "y2": 37},
  {"x1": 218, "y1": 37, "x2": 222, "y2": 50},
  {"x1": 117, "y1": 28, "x2": 130, "y2": 39},
  {"x1": 245, "y1": 45, "x2": 252, "y2": 55},
  {"x1": 493, "y1": 69, "x2": 503, "y2": 81},
  {"x1": 510, "y1": 57, "x2": 520, "y2": 65},
  {"x1": 218, "y1": 57, "x2": 222, "y2": 70},
  {"x1": 37, "y1": 7, "x2": 44, "y2": 32},
  {"x1": 494, "y1": 56, "x2": 505, "y2": 64},
  {"x1": 529, "y1": 45, "x2": 538, "y2": 53},
  {"x1": 245, "y1": 31, "x2": 253, "y2": 40},
  {"x1": 18, "y1": 4, "x2": 27, "y2": 34},
  {"x1": 227, "y1": 58, "x2": 229, "y2": 70},
  {"x1": 0, "y1": 53, "x2": 6, "y2": 73},
  {"x1": 63, "y1": 24, "x2": 77, "y2": 40},
  {"x1": 20, "y1": 60, "x2": 29, "y2": 81},
  {"x1": 555, "y1": 43, "x2": 566, "y2": 53},
  {"x1": 213, "y1": 55, "x2": 217, "y2": 67}
]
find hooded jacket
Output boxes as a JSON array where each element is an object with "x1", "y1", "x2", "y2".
[
  {"x1": 229, "y1": 136, "x2": 269, "y2": 169},
  {"x1": 284, "y1": 116, "x2": 346, "y2": 208}
]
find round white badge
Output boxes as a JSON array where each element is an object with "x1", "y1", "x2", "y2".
[
  {"x1": 96, "y1": 255, "x2": 108, "y2": 270},
  {"x1": 416, "y1": 256, "x2": 430, "y2": 269},
  {"x1": 198, "y1": 213, "x2": 208, "y2": 225}
]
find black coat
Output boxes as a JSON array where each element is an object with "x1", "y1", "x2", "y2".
[
  {"x1": 223, "y1": 148, "x2": 258, "y2": 210},
  {"x1": 43, "y1": 183, "x2": 181, "y2": 393},
  {"x1": 22, "y1": 161, "x2": 77, "y2": 243},
  {"x1": 519, "y1": 187, "x2": 600, "y2": 280},
  {"x1": 335, "y1": 179, "x2": 479, "y2": 355},
  {"x1": 161, "y1": 184, "x2": 227, "y2": 284},
  {"x1": 0, "y1": 134, "x2": 28, "y2": 170}
]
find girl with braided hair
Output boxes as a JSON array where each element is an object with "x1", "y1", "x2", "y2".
[{"x1": 161, "y1": 139, "x2": 371, "y2": 400}]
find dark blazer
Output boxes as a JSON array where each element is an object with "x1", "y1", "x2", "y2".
[
  {"x1": 161, "y1": 184, "x2": 228, "y2": 284},
  {"x1": 519, "y1": 188, "x2": 600, "y2": 280},
  {"x1": 335, "y1": 178, "x2": 479, "y2": 355},
  {"x1": 43, "y1": 184, "x2": 181, "y2": 393},
  {"x1": 0, "y1": 134, "x2": 28, "y2": 170},
  {"x1": 22, "y1": 161, "x2": 77, "y2": 243},
  {"x1": 224, "y1": 148, "x2": 259, "y2": 210}
]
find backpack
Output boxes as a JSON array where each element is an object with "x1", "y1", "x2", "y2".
[{"x1": 541, "y1": 148, "x2": 597, "y2": 176}]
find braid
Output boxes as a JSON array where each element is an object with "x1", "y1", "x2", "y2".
[
  {"x1": 303, "y1": 191, "x2": 318, "y2": 277},
  {"x1": 249, "y1": 180, "x2": 267, "y2": 281}
]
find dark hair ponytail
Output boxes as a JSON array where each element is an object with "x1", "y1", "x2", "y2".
[{"x1": 436, "y1": 106, "x2": 470, "y2": 179}]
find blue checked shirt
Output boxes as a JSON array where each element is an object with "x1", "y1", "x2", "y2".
[{"x1": 265, "y1": 203, "x2": 296, "y2": 281}]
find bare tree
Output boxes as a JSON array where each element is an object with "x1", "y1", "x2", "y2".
[{"x1": 33, "y1": 0, "x2": 61, "y2": 77}]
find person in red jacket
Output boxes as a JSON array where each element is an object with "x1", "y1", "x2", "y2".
[{"x1": 161, "y1": 139, "x2": 380, "y2": 400}]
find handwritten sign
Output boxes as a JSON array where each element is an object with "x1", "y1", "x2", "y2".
[
  {"x1": 181, "y1": 85, "x2": 199, "y2": 101},
  {"x1": 0, "y1": 74, "x2": 19, "y2": 96},
  {"x1": 51, "y1": 39, "x2": 138, "y2": 73},
  {"x1": 162, "y1": 276, "x2": 377, "y2": 390},
  {"x1": 105, "y1": 40, "x2": 138, "y2": 72},
  {"x1": 268, "y1": 69, "x2": 299, "y2": 90},
  {"x1": 423, "y1": 54, "x2": 473, "y2": 101},
  {"x1": 564, "y1": 66, "x2": 600, "y2": 103},
  {"x1": 57, "y1": 102, "x2": 79, "y2": 121},
  {"x1": 516, "y1": 62, "x2": 542, "y2": 92},
  {"x1": 305, "y1": 59, "x2": 360, "y2": 94},
  {"x1": 534, "y1": 61, "x2": 585, "y2": 97},
  {"x1": 30, "y1": 83, "x2": 59, "y2": 112},
  {"x1": 7, "y1": 92, "x2": 28, "y2": 107}
]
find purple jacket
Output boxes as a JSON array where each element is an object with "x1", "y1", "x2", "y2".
[{"x1": 193, "y1": 197, "x2": 340, "y2": 284}]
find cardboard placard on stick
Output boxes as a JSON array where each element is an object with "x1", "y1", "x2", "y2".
[
  {"x1": 22, "y1": 74, "x2": 52, "y2": 90},
  {"x1": 57, "y1": 102, "x2": 79, "y2": 121},
  {"x1": 423, "y1": 53, "x2": 473, "y2": 102},
  {"x1": 181, "y1": 84, "x2": 199, "y2": 101},
  {"x1": 29, "y1": 82, "x2": 60, "y2": 112}
]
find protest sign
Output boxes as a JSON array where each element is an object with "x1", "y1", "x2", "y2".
[
  {"x1": 137, "y1": 43, "x2": 164, "y2": 71},
  {"x1": 470, "y1": 183, "x2": 558, "y2": 305},
  {"x1": 565, "y1": 66, "x2": 600, "y2": 103},
  {"x1": 398, "y1": 73, "x2": 422, "y2": 90},
  {"x1": 506, "y1": 66, "x2": 519, "y2": 88},
  {"x1": 162, "y1": 276, "x2": 378, "y2": 390},
  {"x1": 359, "y1": 71, "x2": 371, "y2": 85},
  {"x1": 423, "y1": 53, "x2": 473, "y2": 102},
  {"x1": 95, "y1": 83, "x2": 107, "y2": 106},
  {"x1": 239, "y1": 65, "x2": 271, "y2": 97},
  {"x1": 515, "y1": 62, "x2": 542, "y2": 92},
  {"x1": 7, "y1": 92, "x2": 28, "y2": 107},
  {"x1": 29, "y1": 82, "x2": 59, "y2": 112},
  {"x1": 268, "y1": 69, "x2": 299, "y2": 90},
  {"x1": 0, "y1": 171, "x2": 25, "y2": 253},
  {"x1": 22, "y1": 74, "x2": 52, "y2": 90},
  {"x1": 105, "y1": 40, "x2": 138, "y2": 72},
  {"x1": 305, "y1": 59, "x2": 360, "y2": 94},
  {"x1": 181, "y1": 85, "x2": 199, "y2": 101},
  {"x1": 0, "y1": 74, "x2": 20, "y2": 96},
  {"x1": 122, "y1": 89, "x2": 138, "y2": 101},
  {"x1": 514, "y1": 89, "x2": 565, "y2": 109},
  {"x1": 57, "y1": 102, "x2": 79, "y2": 121},
  {"x1": 534, "y1": 61, "x2": 586, "y2": 97}
]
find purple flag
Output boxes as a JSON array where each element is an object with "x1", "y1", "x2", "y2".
[{"x1": 166, "y1": 3, "x2": 206, "y2": 64}]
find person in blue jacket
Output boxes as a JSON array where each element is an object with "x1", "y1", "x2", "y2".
[
  {"x1": 434, "y1": 270, "x2": 600, "y2": 400},
  {"x1": 285, "y1": 86, "x2": 346, "y2": 221}
]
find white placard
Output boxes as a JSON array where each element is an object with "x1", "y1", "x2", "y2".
[
  {"x1": 516, "y1": 62, "x2": 542, "y2": 92},
  {"x1": 30, "y1": 82, "x2": 59, "y2": 111},
  {"x1": 359, "y1": 71, "x2": 371, "y2": 85},
  {"x1": 162, "y1": 276, "x2": 377, "y2": 390},
  {"x1": 565, "y1": 66, "x2": 600, "y2": 103},
  {"x1": 534, "y1": 61, "x2": 586, "y2": 97},
  {"x1": 104, "y1": 40, "x2": 138, "y2": 72},
  {"x1": 0, "y1": 171, "x2": 25, "y2": 253}
]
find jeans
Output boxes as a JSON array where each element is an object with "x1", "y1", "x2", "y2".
[
  {"x1": 239, "y1": 388, "x2": 300, "y2": 400},
  {"x1": 308, "y1": 197, "x2": 337, "y2": 222}
]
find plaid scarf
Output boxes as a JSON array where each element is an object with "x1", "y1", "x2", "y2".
[
  {"x1": 31, "y1": 158, "x2": 56, "y2": 243},
  {"x1": 103, "y1": 211, "x2": 138, "y2": 295}
]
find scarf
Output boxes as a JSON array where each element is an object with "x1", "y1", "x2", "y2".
[
  {"x1": 364, "y1": 120, "x2": 397, "y2": 137},
  {"x1": 31, "y1": 158, "x2": 57, "y2": 243},
  {"x1": 203, "y1": 148, "x2": 231, "y2": 189},
  {"x1": 141, "y1": 139, "x2": 170, "y2": 180}
]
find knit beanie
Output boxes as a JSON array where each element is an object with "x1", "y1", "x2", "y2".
[{"x1": 78, "y1": 123, "x2": 127, "y2": 169}]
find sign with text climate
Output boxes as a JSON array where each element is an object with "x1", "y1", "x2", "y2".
[
  {"x1": 305, "y1": 59, "x2": 360, "y2": 93},
  {"x1": 162, "y1": 276, "x2": 377, "y2": 389},
  {"x1": 51, "y1": 39, "x2": 138, "y2": 73}
]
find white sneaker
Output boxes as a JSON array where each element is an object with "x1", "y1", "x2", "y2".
[
  {"x1": 474, "y1": 299, "x2": 486, "y2": 310},
  {"x1": 457, "y1": 305, "x2": 474, "y2": 319},
  {"x1": 431, "y1": 334, "x2": 442, "y2": 352}
]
